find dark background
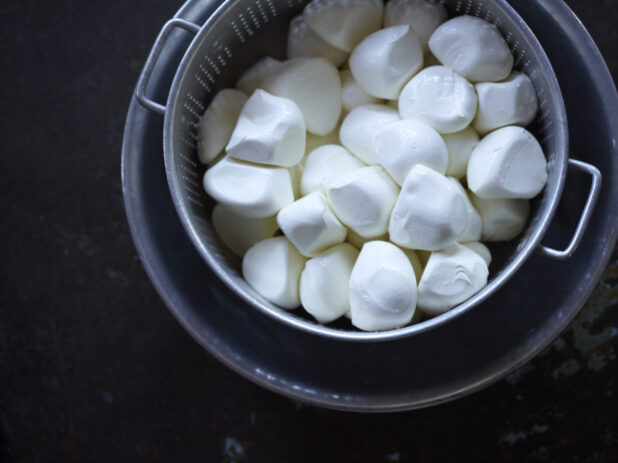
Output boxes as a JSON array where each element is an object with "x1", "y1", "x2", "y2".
[{"x1": 1, "y1": 0, "x2": 617, "y2": 461}]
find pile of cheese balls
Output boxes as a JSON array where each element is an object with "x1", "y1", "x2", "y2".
[{"x1": 197, "y1": 0, "x2": 548, "y2": 331}]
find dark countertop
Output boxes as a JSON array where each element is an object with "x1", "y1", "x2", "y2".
[{"x1": 1, "y1": 0, "x2": 617, "y2": 461}]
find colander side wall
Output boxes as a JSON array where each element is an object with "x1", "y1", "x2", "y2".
[{"x1": 163, "y1": 0, "x2": 568, "y2": 341}]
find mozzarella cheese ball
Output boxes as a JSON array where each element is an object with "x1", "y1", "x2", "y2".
[
  {"x1": 349, "y1": 25, "x2": 423, "y2": 99},
  {"x1": 473, "y1": 72, "x2": 538, "y2": 134},
  {"x1": 371, "y1": 119, "x2": 448, "y2": 185},
  {"x1": 212, "y1": 204, "x2": 278, "y2": 257},
  {"x1": 339, "y1": 104, "x2": 400, "y2": 164},
  {"x1": 277, "y1": 191, "x2": 348, "y2": 257},
  {"x1": 418, "y1": 243, "x2": 488, "y2": 314},
  {"x1": 197, "y1": 89, "x2": 248, "y2": 164},
  {"x1": 448, "y1": 177, "x2": 482, "y2": 243},
  {"x1": 389, "y1": 165, "x2": 468, "y2": 251},
  {"x1": 383, "y1": 0, "x2": 447, "y2": 52},
  {"x1": 442, "y1": 126, "x2": 480, "y2": 179},
  {"x1": 467, "y1": 126, "x2": 547, "y2": 199},
  {"x1": 236, "y1": 57, "x2": 282, "y2": 95},
  {"x1": 399, "y1": 66, "x2": 477, "y2": 134},
  {"x1": 340, "y1": 69, "x2": 382, "y2": 113},
  {"x1": 328, "y1": 166, "x2": 399, "y2": 238},
  {"x1": 469, "y1": 194, "x2": 531, "y2": 241},
  {"x1": 349, "y1": 241, "x2": 417, "y2": 331},
  {"x1": 428, "y1": 15, "x2": 513, "y2": 82},
  {"x1": 203, "y1": 156, "x2": 294, "y2": 218},
  {"x1": 461, "y1": 242, "x2": 492, "y2": 267},
  {"x1": 265, "y1": 57, "x2": 342, "y2": 135},
  {"x1": 242, "y1": 237, "x2": 308, "y2": 309},
  {"x1": 287, "y1": 15, "x2": 349, "y2": 66},
  {"x1": 300, "y1": 243, "x2": 359, "y2": 323},
  {"x1": 303, "y1": 0, "x2": 384, "y2": 52},
  {"x1": 301, "y1": 144, "x2": 364, "y2": 196},
  {"x1": 226, "y1": 89, "x2": 306, "y2": 167}
]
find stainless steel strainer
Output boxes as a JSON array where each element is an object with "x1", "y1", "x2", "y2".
[{"x1": 135, "y1": 0, "x2": 601, "y2": 341}]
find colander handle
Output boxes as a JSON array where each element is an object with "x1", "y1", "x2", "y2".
[
  {"x1": 136, "y1": 18, "x2": 201, "y2": 115},
  {"x1": 537, "y1": 159, "x2": 602, "y2": 260}
]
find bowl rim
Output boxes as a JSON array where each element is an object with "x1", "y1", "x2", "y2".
[{"x1": 161, "y1": 0, "x2": 569, "y2": 342}]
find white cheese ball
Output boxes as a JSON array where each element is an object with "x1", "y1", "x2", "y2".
[
  {"x1": 340, "y1": 69, "x2": 381, "y2": 113},
  {"x1": 242, "y1": 237, "x2": 307, "y2": 309},
  {"x1": 287, "y1": 15, "x2": 349, "y2": 67},
  {"x1": 442, "y1": 126, "x2": 480, "y2": 179},
  {"x1": 470, "y1": 195, "x2": 530, "y2": 241},
  {"x1": 339, "y1": 104, "x2": 401, "y2": 164},
  {"x1": 349, "y1": 241, "x2": 417, "y2": 331},
  {"x1": 277, "y1": 191, "x2": 347, "y2": 257},
  {"x1": 265, "y1": 57, "x2": 342, "y2": 136},
  {"x1": 236, "y1": 57, "x2": 282, "y2": 95},
  {"x1": 389, "y1": 165, "x2": 468, "y2": 251},
  {"x1": 226, "y1": 89, "x2": 306, "y2": 167},
  {"x1": 349, "y1": 25, "x2": 423, "y2": 100},
  {"x1": 467, "y1": 126, "x2": 548, "y2": 199},
  {"x1": 418, "y1": 243, "x2": 488, "y2": 314},
  {"x1": 300, "y1": 243, "x2": 359, "y2": 323},
  {"x1": 383, "y1": 0, "x2": 447, "y2": 52},
  {"x1": 197, "y1": 89, "x2": 248, "y2": 164},
  {"x1": 303, "y1": 0, "x2": 384, "y2": 52},
  {"x1": 447, "y1": 178, "x2": 482, "y2": 244},
  {"x1": 327, "y1": 166, "x2": 399, "y2": 239},
  {"x1": 300, "y1": 144, "x2": 364, "y2": 196},
  {"x1": 399, "y1": 66, "x2": 478, "y2": 134},
  {"x1": 473, "y1": 72, "x2": 538, "y2": 134},
  {"x1": 212, "y1": 204, "x2": 278, "y2": 257},
  {"x1": 371, "y1": 119, "x2": 448, "y2": 185},
  {"x1": 203, "y1": 156, "x2": 294, "y2": 218},
  {"x1": 461, "y1": 242, "x2": 492, "y2": 267},
  {"x1": 428, "y1": 15, "x2": 514, "y2": 82}
]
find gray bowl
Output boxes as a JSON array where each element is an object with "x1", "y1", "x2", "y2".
[{"x1": 123, "y1": 0, "x2": 618, "y2": 410}]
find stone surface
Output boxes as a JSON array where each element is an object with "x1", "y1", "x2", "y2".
[{"x1": 0, "y1": 0, "x2": 616, "y2": 461}]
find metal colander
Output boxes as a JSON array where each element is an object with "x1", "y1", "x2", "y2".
[{"x1": 136, "y1": 0, "x2": 600, "y2": 341}]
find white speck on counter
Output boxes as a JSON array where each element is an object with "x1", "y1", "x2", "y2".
[
  {"x1": 223, "y1": 437, "x2": 245, "y2": 463},
  {"x1": 499, "y1": 424, "x2": 548, "y2": 446},
  {"x1": 551, "y1": 359, "x2": 580, "y2": 380},
  {"x1": 587, "y1": 346, "x2": 616, "y2": 371},
  {"x1": 500, "y1": 430, "x2": 527, "y2": 445},
  {"x1": 531, "y1": 424, "x2": 549, "y2": 434},
  {"x1": 386, "y1": 451, "x2": 401, "y2": 461}
]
